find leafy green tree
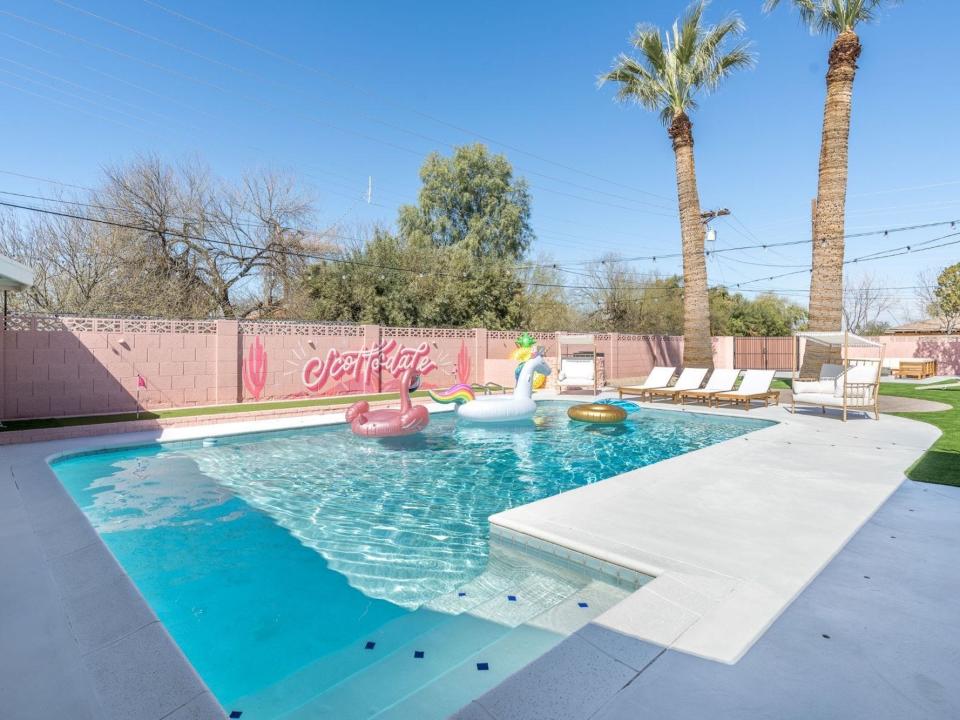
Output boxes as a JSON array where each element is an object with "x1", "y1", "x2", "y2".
[
  {"x1": 307, "y1": 143, "x2": 537, "y2": 328},
  {"x1": 304, "y1": 229, "x2": 527, "y2": 329},
  {"x1": 932, "y1": 262, "x2": 960, "y2": 333},
  {"x1": 397, "y1": 143, "x2": 534, "y2": 260},
  {"x1": 601, "y1": 1, "x2": 754, "y2": 367},
  {"x1": 710, "y1": 288, "x2": 807, "y2": 336}
]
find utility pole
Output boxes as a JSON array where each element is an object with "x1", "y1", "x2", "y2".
[
  {"x1": 700, "y1": 207, "x2": 730, "y2": 243},
  {"x1": 700, "y1": 208, "x2": 730, "y2": 223}
]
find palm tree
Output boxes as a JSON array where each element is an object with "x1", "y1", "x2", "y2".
[
  {"x1": 765, "y1": 0, "x2": 900, "y2": 373},
  {"x1": 601, "y1": 1, "x2": 753, "y2": 368}
]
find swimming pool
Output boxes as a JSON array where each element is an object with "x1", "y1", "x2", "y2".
[{"x1": 52, "y1": 402, "x2": 771, "y2": 718}]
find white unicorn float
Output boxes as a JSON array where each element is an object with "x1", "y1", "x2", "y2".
[{"x1": 428, "y1": 348, "x2": 552, "y2": 423}]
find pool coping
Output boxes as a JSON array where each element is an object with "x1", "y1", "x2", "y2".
[
  {"x1": 0, "y1": 395, "x2": 939, "y2": 718},
  {"x1": 489, "y1": 393, "x2": 940, "y2": 665}
]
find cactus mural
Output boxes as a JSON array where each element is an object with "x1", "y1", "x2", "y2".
[
  {"x1": 456, "y1": 340, "x2": 471, "y2": 385},
  {"x1": 243, "y1": 336, "x2": 268, "y2": 400}
]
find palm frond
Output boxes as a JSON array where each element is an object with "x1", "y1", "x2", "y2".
[
  {"x1": 675, "y1": 0, "x2": 707, "y2": 66},
  {"x1": 600, "y1": 55, "x2": 665, "y2": 112},
  {"x1": 703, "y1": 43, "x2": 756, "y2": 90},
  {"x1": 601, "y1": 0, "x2": 753, "y2": 125},
  {"x1": 631, "y1": 23, "x2": 668, "y2": 75},
  {"x1": 765, "y1": 0, "x2": 896, "y2": 35}
]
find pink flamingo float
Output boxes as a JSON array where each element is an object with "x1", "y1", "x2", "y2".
[{"x1": 345, "y1": 368, "x2": 430, "y2": 438}]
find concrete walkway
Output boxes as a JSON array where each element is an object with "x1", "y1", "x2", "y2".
[{"x1": 455, "y1": 480, "x2": 960, "y2": 719}]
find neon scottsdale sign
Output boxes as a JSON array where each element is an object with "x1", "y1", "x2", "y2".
[{"x1": 302, "y1": 339, "x2": 438, "y2": 392}]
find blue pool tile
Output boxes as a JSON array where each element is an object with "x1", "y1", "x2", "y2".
[
  {"x1": 476, "y1": 662, "x2": 489, "y2": 671},
  {"x1": 414, "y1": 650, "x2": 425, "y2": 659},
  {"x1": 229, "y1": 712, "x2": 243, "y2": 719},
  {"x1": 458, "y1": 591, "x2": 467, "y2": 597},
  {"x1": 364, "y1": 641, "x2": 376, "y2": 650},
  {"x1": 507, "y1": 595, "x2": 517, "y2": 602},
  {"x1": 578, "y1": 602, "x2": 589, "y2": 608}
]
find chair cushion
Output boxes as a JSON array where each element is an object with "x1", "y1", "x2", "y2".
[
  {"x1": 794, "y1": 392, "x2": 843, "y2": 407},
  {"x1": 794, "y1": 380, "x2": 834, "y2": 395},
  {"x1": 834, "y1": 364, "x2": 877, "y2": 399}
]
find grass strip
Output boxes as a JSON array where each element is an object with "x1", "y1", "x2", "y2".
[
  {"x1": 0, "y1": 391, "x2": 431, "y2": 433},
  {"x1": 880, "y1": 382, "x2": 960, "y2": 487}
]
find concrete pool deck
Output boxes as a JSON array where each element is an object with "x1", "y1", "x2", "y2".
[
  {"x1": 490, "y1": 395, "x2": 941, "y2": 666},
  {"x1": 0, "y1": 397, "x2": 946, "y2": 719},
  {"x1": 457, "y1": 478, "x2": 960, "y2": 720}
]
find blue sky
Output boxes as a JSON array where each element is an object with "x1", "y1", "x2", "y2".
[{"x1": 0, "y1": 0, "x2": 957, "y2": 322}]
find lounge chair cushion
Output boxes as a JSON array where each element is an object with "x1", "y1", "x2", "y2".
[
  {"x1": 793, "y1": 392, "x2": 873, "y2": 408},
  {"x1": 731, "y1": 369, "x2": 776, "y2": 396},
  {"x1": 670, "y1": 367, "x2": 709, "y2": 391},
  {"x1": 622, "y1": 366, "x2": 675, "y2": 391},
  {"x1": 793, "y1": 379, "x2": 834, "y2": 395}
]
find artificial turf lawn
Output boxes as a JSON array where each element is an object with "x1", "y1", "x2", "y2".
[
  {"x1": 880, "y1": 382, "x2": 960, "y2": 487},
  {"x1": 0, "y1": 391, "x2": 431, "y2": 433}
]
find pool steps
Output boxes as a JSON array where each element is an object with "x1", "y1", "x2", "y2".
[
  {"x1": 370, "y1": 582, "x2": 631, "y2": 720},
  {"x1": 234, "y1": 553, "x2": 630, "y2": 719},
  {"x1": 230, "y1": 554, "x2": 534, "y2": 716},
  {"x1": 283, "y1": 580, "x2": 629, "y2": 720}
]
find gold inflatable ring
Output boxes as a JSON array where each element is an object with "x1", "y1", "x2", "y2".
[{"x1": 567, "y1": 403, "x2": 627, "y2": 424}]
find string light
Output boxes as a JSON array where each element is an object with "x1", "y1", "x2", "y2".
[{"x1": 0, "y1": 198, "x2": 954, "y2": 295}]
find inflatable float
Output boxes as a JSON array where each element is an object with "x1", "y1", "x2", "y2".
[
  {"x1": 429, "y1": 349, "x2": 551, "y2": 423},
  {"x1": 511, "y1": 333, "x2": 547, "y2": 390},
  {"x1": 346, "y1": 368, "x2": 429, "y2": 438},
  {"x1": 567, "y1": 398, "x2": 640, "y2": 424}
]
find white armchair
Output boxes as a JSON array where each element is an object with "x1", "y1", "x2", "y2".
[{"x1": 792, "y1": 360, "x2": 881, "y2": 421}]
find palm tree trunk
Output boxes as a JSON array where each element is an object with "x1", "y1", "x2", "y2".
[
  {"x1": 802, "y1": 29, "x2": 861, "y2": 375},
  {"x1": 669, "y1": 112, "x2": 713, "y2": 368}
]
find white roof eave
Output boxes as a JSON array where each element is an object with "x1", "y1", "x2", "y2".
[{"x1": 0, "y1": 254, "x2": 34, "y2": 291}]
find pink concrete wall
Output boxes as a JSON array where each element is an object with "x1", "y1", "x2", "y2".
[
  {"x1": 854, "y1": 335, "x2": 960, "y2": 375},
  {"x1": 3, "y1": 315, "x2": 958, "y2": 421},
  {"x1": 2, "y1": 317, "x2": 219, "y2": 419},
  {"x1": 610, "y1": 335, "x2": 684, "y2": 379}
]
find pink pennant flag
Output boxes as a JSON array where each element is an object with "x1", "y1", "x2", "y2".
[{"x1": 137, "y1": 374, "x2": 147, "y2": 389}]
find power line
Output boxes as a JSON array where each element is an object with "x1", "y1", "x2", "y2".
[
  {"x1": 0, "y1": 189, "x2": 353, "y2": 240},
  {"x1": 1, "y1": 198, "x2": 953, "y2": 297},
  {"x1": 9, "y1": 6, "x2": 675, "y2": 217},
  {"x1": 138, "y1": 0, "x2": 675, "y2": 203},
  {"x1": 3, "y1": 186, "x2": 958, "y2": 277},
  {"x1": 0, "y1": 24, "x2": 678, "y2": 254},
  {"x1": 555, "y1": 217, "x2": 960, "y2": 267},
  {"x1": 732, "y1": 230, "x2": 960, "y2": 288}
]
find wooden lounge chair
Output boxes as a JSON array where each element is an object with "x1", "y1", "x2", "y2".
[
  {"x1": 712, "y1": 370, "x2": 778, "y2": 410},
  {"x1": 645, "y1": 367, "x2": 709, "y2": 402},
  {"x1": 618, "y1": 366, "x2": 676, "y2": 400},
  {"x1": 677, "y1": 368, "x2": 741, "y2": 406}
]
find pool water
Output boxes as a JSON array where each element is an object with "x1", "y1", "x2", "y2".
[{"x1": 52, "y1": 402, "x2": 770, "y2": 718}]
